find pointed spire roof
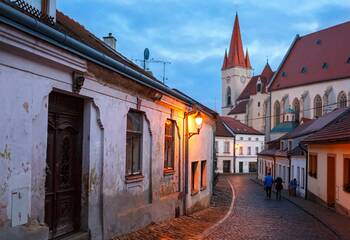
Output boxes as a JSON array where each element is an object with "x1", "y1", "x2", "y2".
[
  {"x1": 227, "y1": 13, "x2": 246, "y2": 69},
  {"x1": 222, "y1": 49, "x2": 228, "y2": 70},
  {"x1": 245, "y1": 48, "x2": 252, "y2": 69},
  {"x1": 261, "y1": 62, "x2": 274, "y2": 79}
]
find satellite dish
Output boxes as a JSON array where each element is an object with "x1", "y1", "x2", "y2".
[{"x1": 144, "y1": 48, "x2": 150, "y2": 60}]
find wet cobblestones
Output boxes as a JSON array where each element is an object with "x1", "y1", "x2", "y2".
[{"x1": 205, "y1": 175, "x2": 337, "y2": 240}]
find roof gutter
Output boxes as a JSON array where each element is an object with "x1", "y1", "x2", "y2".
[{"x1": 0, "y1": 2, "x2": 194, "y2": 105}]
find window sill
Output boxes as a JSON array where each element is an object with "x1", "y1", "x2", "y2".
[
  {"x1": 125, "y1": 175, "x2": 144, "y2": 184},
  {"x1": 200, "y1": 186, "x2": 207, "y2": 191},
  {"x1": 163, "y1": 169, "x2": 175, "y2": 176},
  {"x1": 191, "y1": 190, "x2": 199, "y2": 196},
  {"x1": 223, "y1": 152, "x2": 230, "y2": 154}
]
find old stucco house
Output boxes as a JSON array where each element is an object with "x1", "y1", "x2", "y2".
[{"x1": 0, "y1": 1, "x2": 217, "y2": 239}]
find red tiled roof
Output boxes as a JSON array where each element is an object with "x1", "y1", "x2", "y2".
[
  {"x1": 228, "y1": 100, "x2": 248, "y2": 115},
  {"x1": 220, "y1": 116, "x2": 263, "y2": 135},
  {"x1": 270, "y1": 21, "x2": 350, "y2": 91},
  {"x1": 245, "y1": 48, "x2": 252, "y2": 69},
  {"x1": 303, "y1": 107, "x2": 350, "y2": 143},
  {"x1": 56, "y1": 11, "x2": 157, "y2": 81},
  {"x1": 216, "y1": 117, "x2": 234, "y2": 137},
  {"x1": 237, "y1": 63, "x2": 274, "y2": 101},
  {"x1": 283, "y1": 108, "x2": 348, "y2": 139}
]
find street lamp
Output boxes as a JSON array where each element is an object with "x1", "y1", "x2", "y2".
[{"x1": 188, "y1": 112, "x2": 203, "y2": 139}]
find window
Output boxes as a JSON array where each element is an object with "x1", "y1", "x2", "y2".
[
  {"x1": 256, "y1": 137, "x2": 259, "y2": 141},
  {"x1": 240, "y1": 137, "x2": 243, "y2": 140},
  {"x1": 226, "y1": 87, "x2": 232, "y2": 106},
  {"x1": 293, "y1": 98, "x2": 300, "y2": 122},
  {"x1": 255, "y1": 146, "x2": 259, "y2": 154},
  {"x1": 200, "y1": 160, "x2": 207, "y2": 190},
  {"x1": 215, "y1": 141, "x2": 218, "y2": 153},
  {"x1": 282, "y1": 71, "x2": 287, "y2": 77},
  {"x1": 291, "y1": 166, "x2": 294, "y2": 180},
  {"x1": 274, "y1": 101, "x2": 281, "y2": 126},
  {"x1": 283, "y1": 166, "x2": 286, "y2": 182},
  {"x1": 301, "y1": 168, "x2": 305, "y2": 189},
  {"x1": 338, "y1": 91, "x2": 347, "y2": 108},
  {"x1": 301, "y1": 66, "x2": 307, "y2": 73},
  {"x1": 191, "y1": 161, "x2": 199, "y2": 194},
  {"x1": 126, "y1": 110, "x2": 143, "y2": 176},
  {"x1": 248, "y1": 137, "x2": 251, "y2": 141},
  {"x1": 257, "y1": 83, "x2": 262, "y2": 93},
  {"x1": 164, "y1": 119, "x2": 175, "y2": 171},
  {"x1": 309, "y1": 154, "x2": 318, "y2": 178},
  {"x1": 281, "y1": 141, "x2": 284, "y2": 150},
  {"x1": 343, "y1": 158, "x2": 350, "y2": 192},
  {"x1": 224, "y1": 141, "x2": 230, "y2": 153},
  {"x1": 297, "y1": 166, "x2": 300, "y2": 188},
  {"x1": 239, "y1": 146, "x2": 243, "y2": 155},
  {"x1": 322, "y1": 62, "x2": 328, "y2": 69},
  {"x1": 248, "y1": 147, "x2": 251, "y2": 155},
  {"x1": 288, "y1": 141, "x2": 292, "y2": 151},
  {"x1": 314, "y1": 95, "x2": 322, "y2": 118}
]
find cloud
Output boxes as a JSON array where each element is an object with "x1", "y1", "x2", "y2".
[{"x1": 292, "y1": 21, "x2": 320, "y2": 34}]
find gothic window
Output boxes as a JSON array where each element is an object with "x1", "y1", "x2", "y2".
[
  {"x1": 292, "y1": 98, "x2": 300, "y2": 122},
  {"x1": 338, "y1": 91, "x2": 347, "y2": 108},
  {"x1": 126, "y1": 110, "x2": 143, "y2": 176},
  {"x1": 314, "y1": 95, "x2": 322, "y2": 118},
  {"x1": 274, "y1": 101, "x2": 281, "y2": 126},
  {"x1": 226, "y1": 87, "x2": 232, "y2": 106},
  {"x1": 164, "y1": 119, "x2": 175, "y2": 171}
]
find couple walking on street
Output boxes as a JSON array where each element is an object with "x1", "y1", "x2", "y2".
[{"x1": 263, "y1": 172, "x2": 283, "y2": 200}]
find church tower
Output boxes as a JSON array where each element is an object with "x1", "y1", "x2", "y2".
[{"x1": 222, "y1": 13, "x2": 253, "y2": 115}]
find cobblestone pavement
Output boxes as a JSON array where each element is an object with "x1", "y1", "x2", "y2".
[
  {"x1": 204, "y1": 175, "x2": 338, "y2": 240},
  {"x1": 113, "y1": 176, "x2": 232, "y2": 240}
]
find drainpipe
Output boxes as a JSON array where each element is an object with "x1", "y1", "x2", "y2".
[
  {"x1": 299, "y1": 143, "x2": 308, "y2": 200},
  {"x1": 233, "y1": 135, "x2": 236, "y2": 173},
  {"x1": 183, "y1": 112, "x2": 189, "y2": 215},
  {"x1": 273, "y1": 156, "x2": 276, "y2": 179}
]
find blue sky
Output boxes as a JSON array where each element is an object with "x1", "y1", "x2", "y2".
[{"x1": 58, "y1": 0, "x2": 350, "y2": 111}]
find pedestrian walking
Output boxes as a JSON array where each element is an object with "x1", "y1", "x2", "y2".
[
  {"x1": 288, "y1": 179, "x2": 293, "y2": 196},
  {"x1": 264, "y1": 172, "x2": 273, "y2": 199},
  {"x1": 275, "y1": 177, "x2": 283, "y2": 200},
  {"x1": 292, "y1": 178, "x2": 297, "y2": 196}
]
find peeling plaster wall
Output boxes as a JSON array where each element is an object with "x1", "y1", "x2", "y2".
[
  {"x1": 0, "y1": 24, "x2": 215, "y2": 239},
  {"x1": 186, "y1": 116, "x2": 215, "y2": 214}
]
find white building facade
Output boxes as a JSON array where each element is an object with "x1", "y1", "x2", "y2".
[
  {"x1": 216, "y1": 117, "x2": 264, "y2": 174},
  {"x1": 0, "y1": 2, "x2": 217, "y2": 239}
]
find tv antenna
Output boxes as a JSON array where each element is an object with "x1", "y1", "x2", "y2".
[{"x1": 132, "y1": 48, "x2": 171, "y2": 84}]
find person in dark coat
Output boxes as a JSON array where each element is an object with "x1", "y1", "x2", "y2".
[{"x1": 275, "y1": 177, "x2": 283, "y2": 200}]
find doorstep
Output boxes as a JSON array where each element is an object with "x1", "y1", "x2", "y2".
[{"x1": 59, "y1": 231, "x2": 89, "y2": 240}]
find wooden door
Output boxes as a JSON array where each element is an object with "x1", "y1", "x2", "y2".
[
  {"x1": 239, "y1": 162, "x2": 243, "y2": 173},
  {"x1": 45, "y1": 92, "x2": 83, "y2": 239},
  {"x1": 223, "y1": 160, "x2": 230, "y2": 173},
  {"x1": 327, "y1": 156, "x2": 336, "y2": 206}
]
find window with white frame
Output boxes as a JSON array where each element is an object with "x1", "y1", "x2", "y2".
[{"x1": 224, "y1": 141, "x2": 230, "y2": 153}]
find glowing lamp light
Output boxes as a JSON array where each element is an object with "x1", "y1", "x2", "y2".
[
  {"x1": 188, "y1": 111, "x2": 203, "y2": 139},
  {"x1": 194, "y1": 112, "x2": 203, "y2": 130}
]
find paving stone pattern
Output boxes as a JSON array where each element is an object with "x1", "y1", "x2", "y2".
[
  {"x1": 205, "y1": 175, "x2": 338, "y2": 240},
  {"x1": 113, "y1": 176, "x2": 232, "y2": 240}
]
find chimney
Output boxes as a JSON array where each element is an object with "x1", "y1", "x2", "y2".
[
  {"x1": 46, "y1": 0, "x2": 57, "y2": 22},
  {"x1": 103, "y1": 33, "x2": 117, "y2": 50}
]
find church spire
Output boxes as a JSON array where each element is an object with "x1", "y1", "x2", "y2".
[
  {"x1": 222, "y1": 49, "x2": 228, "y2": 70},
  {"x1": 227, "y1": 13, "x2": 246, "y2": 69},
  {"x1": 245, "y1": 48, "x2": 252, "y2": 69}
]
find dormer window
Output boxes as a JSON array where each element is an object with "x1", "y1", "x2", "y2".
[
  {"x1": 282, "y1": 71, "x2": 287, "y2": 77},
  {"x1": 316, "y1": 39, "x2": 321, "y2": 45},
  {"x1": 301, "y1": 66, "x2": 307, "y2": 73},
  {"x1": 256, "y1": 78, "x2": 262, "y2": 93},
  {"x1": 322, "y1": 62, "x2": 328, "y2": 69}
]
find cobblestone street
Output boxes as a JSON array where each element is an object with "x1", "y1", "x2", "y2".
[
  {"x1": 205, "y1": 175, "x2": 338, "y2": 240},
  {"x1": 115, "y1": 175, "x2": 343, "y2": 240}
]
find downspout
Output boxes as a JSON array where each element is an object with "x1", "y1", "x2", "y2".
[
  {"x1": 273, "y1": 156, "x2": 276, "y2": 179},
  {"x1": 233, "y1": 135, "x2": 236, "y2": 173},
  {"x1": 183, "y1": 112, "x2": 189, "y2": 215},
  {"x1": 299, "y1": 143, "x2": 308, "y2": 200}
]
